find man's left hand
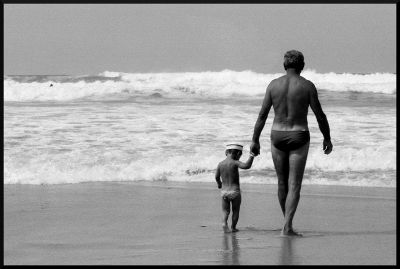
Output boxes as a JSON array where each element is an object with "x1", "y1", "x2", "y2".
[{"x1": 250, "y1": 141, "x2": 260, "y2": 156}]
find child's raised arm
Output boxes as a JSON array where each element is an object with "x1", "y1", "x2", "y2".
[{"x1": 236, "y1": 153, "x2": 255, "y2": 170}]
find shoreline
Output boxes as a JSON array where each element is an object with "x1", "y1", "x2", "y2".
[
  {"x1": 4, "y1": 181, "x2": 396, "y2": 265},
  {"x1": 5, "y1": 180, "x2": 396, "y2": 197}
]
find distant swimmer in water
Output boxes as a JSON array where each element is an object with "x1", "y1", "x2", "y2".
[
  {"x1": 250, "y1": 50, "x2": 333, "y2": 236},
  {"x1": 49, "y1": 84, "x2": 53, "y2": 87},
  {"x1": 215, "y1": 143, "x2": 255, "y2": 232}
]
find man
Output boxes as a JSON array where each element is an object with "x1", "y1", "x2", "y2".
[{"x1": 250, "y1": 50, "x2": 333, "y2": 236}]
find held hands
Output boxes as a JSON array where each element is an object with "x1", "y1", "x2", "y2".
[
  {"x1": 250, "y1": 141, "x2": 260, "y2": 156},
  {"x1": 323, "y1": 139, "x2": 333, "y2": 154}
]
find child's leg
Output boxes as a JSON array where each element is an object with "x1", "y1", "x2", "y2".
[
  {"x1": 231, "y1": 193, "x2": 242, "y2": 232},
  {"x1": 221, "y1": 197, "x2": 230, "y2": 228}
]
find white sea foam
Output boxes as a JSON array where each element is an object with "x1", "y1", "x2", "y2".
[
  {"x1": 4, "y1": 71, "x2": 395, "y2": 187},
  {"x1": 4, "y1": 70, "x2": 396, "y2": 102},
  {"x1": 4, "y1": 142, "x2": 396, "y2": 186}
]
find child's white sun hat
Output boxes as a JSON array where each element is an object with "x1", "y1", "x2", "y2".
[{"x1": 225, "y1": 142, "x2": 244, "y2": 151}]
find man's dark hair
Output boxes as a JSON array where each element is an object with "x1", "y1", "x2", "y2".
[{"x1": 283, "y1": 50, "x2": 305, "y2": 72}]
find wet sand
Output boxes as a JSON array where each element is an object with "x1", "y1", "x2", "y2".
[{"x1": 4, "y1": 181, "x2": 396, "y2": 265}]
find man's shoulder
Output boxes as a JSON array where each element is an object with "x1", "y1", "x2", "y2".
[
  {"x1": 267, "y1": 76, "x2": 285, "y2": 90},
  {"x1": 271, "y1": 75, "x2": 286, "y2": 83},
  {"x1": 299, "y1": 76, "x2": 316, "y2": 87}
]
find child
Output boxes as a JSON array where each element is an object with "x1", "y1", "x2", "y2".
[{"x1": 215, "y1": 142, "x2": 255, "y2": 232}]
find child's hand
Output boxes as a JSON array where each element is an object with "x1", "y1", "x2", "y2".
[{"x1": 218, "y1": 183, "x2": 222, "y2": 189}]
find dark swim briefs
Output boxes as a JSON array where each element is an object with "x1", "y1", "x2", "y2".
[{"x1": 270, "y1": 130, "x2": 310, "y2": 152}]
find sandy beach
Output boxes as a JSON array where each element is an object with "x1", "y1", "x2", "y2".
[
  {"x1": 4, "y1": 181, "x2": 396, "y2": 265},
  {"x1": 4, "y1": 3, "x2": 396, "y2": 266}
]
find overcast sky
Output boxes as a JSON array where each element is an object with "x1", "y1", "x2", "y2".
[{"x1": 4, "y1": 4, "x2": 396, "y2": 75}]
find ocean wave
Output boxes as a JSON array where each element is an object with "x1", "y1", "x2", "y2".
[
  {"x1": 4, "y1": 144, "x2": 396, "y2": 187},
  {"x1": 4, "y1": 70, "x2": 396, "y2": 102}
]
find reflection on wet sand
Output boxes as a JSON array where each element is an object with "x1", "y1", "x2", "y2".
[
  {"x1": 222, "y1": 232, "x2": 240, "y2": 265},
  {"x1": 279, "y1": 236, "x2": 298, "y2": 265}
]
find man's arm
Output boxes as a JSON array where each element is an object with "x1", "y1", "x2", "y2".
[
  {"x1": 236, "y1": 155, "x2": 254, "y2": 170},
  {"x1": 308, "y1": 82, "x2": 333, "y2": 154},
  {"x1": 215, "y1": 164, "x2": 222, "y2": 188},
  {"x1": 251, "y1": 83, "x2": 273, "y2": 155}
]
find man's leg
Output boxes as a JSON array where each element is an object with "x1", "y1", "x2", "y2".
[
  {"x1": 271, "y1": 144, "x2": 290, "y2": 216},
  {"x1": 231, "y1": 194, "x2": 241, "y2": 232},
  {"x1": 282, "y1": 142, "x2": 309, "y2": 236}
]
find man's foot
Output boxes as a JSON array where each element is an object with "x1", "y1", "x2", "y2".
[
  {"x1": 281, "y1": 229, "x2": 302, "y2": 237},
  {"x1": 231, "y1": 227, "x2": 239, "y2": 233},
  {"x1": 222, "y1": 224, "x2": 230, "y2": 233}
]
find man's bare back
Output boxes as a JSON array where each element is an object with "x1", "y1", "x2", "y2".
[
  {"x1": 252, "y1": 69, "x2": 332, "y2": 154},
  {"x1": 269, "y1": 74, "x2": 312, "y2": 131}
]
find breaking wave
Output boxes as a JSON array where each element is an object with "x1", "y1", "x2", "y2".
[{"x1": 4, "y1": 70, "x2": 396, "y2": 102}]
